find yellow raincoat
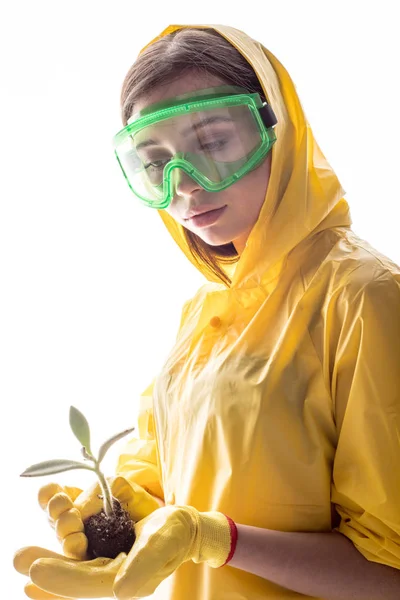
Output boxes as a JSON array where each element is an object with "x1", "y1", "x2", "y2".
[{"x1": 116, "y1": 24, "x2": 400, "y2": 599}]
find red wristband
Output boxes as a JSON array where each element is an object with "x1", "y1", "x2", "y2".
[{"x1": 221, "y1": 514, "x2": 238, "y2": 567}]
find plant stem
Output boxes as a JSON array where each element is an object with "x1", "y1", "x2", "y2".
[{"x1": 94, "y1": 465, "x2": 114, "y2": 517}]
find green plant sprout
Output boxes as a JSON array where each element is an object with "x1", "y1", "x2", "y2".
[{"x1": 20, "y1": 406, "x2": 135, "y2": 517}]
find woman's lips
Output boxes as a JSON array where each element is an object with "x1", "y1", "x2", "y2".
[{"x1": 186, "y1": 206, "x2": 227, "y2": 228}]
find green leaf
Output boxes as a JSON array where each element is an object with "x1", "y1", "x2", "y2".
[
  {"x1": 20, "y1": 459, "x2": 94, "y2": 477},
  {"x1": 69, "y1": 406, "x2": 92, "y2": 455},
  {"x1": 97, "y1": 426, "x2": 135, "y2": 465}
]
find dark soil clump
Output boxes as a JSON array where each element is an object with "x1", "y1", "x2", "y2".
[{"x1": 84, "y1": 497, "x2": 136, "y2": 559}]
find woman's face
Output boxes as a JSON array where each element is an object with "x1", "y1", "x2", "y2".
[{"x1": 134, "y1": 73, "x2": 272, "y2": 255}]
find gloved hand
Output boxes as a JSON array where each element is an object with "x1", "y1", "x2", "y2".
[
  {"x1": 38, "y1": 476, "x2": 162, "y2": 560},
  {"x1": 13, "y1": 545, "x2": 126, "y2": 599},
  {"x1": 13, "y1": 505, "x2": 238, "y2": 599},
  {"x1": 114, "y1": 504, "x2": 238, "y2": 598}
]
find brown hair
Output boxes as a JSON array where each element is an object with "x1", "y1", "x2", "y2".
[{"x1": 120, "y1": 27, "x2": 266, "y2": 286}]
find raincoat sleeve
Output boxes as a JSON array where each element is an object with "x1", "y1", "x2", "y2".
[
  {"x1": 115, "y1": 379, "x2": 164, "y2": 500},
  {"x1": 330, "y1": 273, "x2": 400, "y2": 569},
  {"x1": 115, "y1": 298, "x2": 193, "y2": 501}
]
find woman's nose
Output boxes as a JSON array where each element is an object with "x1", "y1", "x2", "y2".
[{"x1": 172, "y1": 167, "x2": 202, "y2": 198}]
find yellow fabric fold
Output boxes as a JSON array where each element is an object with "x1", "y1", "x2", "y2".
[
  {"x1": 331, "y1": 272, "x2": 400, "y2": 568},
  {"x1": 116, "y1": 380, "x2": 164, "y2": 501}
]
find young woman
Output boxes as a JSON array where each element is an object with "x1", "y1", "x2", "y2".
[{"x1": 14, "y1": 24, "x2": 400, "y2": 600}]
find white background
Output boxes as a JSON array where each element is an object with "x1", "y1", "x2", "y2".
[{"x1": 1, "y1": 1, "x2": 399, "y2": 598}]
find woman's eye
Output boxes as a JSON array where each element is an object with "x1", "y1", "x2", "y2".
[
  {"x1": 144, "y1": 158, "x2": 170, "y2": 171},
  {"x1": 199, "y1": 139, "x2": 228, "y2": 152}
]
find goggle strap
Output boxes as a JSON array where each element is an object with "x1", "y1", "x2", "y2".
[{"x1": 259, "y1": 103, "x2": 278, "y2": 128}]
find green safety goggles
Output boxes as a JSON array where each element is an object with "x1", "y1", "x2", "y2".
[{"x1": 113, "y1": 86, "x2": 278, "y2": 209}]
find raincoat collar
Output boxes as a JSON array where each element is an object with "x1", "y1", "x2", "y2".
[{"x1": 140, "y1": 24, "x2": 352, "y2": 291}]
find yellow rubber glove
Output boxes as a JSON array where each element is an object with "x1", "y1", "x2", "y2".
[
  {"x1": 38, "y1": 476, "x2": 162, "y2": 559},
  {"x1": 13, "y1": 545, "x2": 127, "y2": 599},
  {"x1": 113, "y1": 505, "x2": 238, "y2": 598},
  {"x1": 13, "y1": 505, "x2": 238, "y2": 599},
  {"x1": 16, "y1": 477, "x2": 161, "y2": 599}
]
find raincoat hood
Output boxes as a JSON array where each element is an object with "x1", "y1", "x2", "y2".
[{"x1": 140, "y1": 24, "x2": 352, "y2": 289}]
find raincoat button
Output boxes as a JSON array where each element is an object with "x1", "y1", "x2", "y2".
[
  {"x1": 166, "y1": 492, "x2": 175, "y2": 505},
  {"x1": 209, "y1": 316, "x2": 221, "y2": 328}
]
